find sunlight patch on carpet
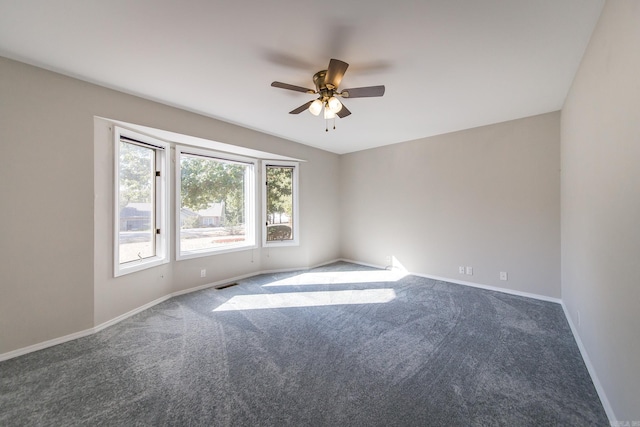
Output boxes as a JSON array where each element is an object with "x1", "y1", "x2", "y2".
[
  {"x1": 213, "y1": 289, "x2": 396, "y2": 311},
  {"x1": 261, "y1": 270, "x2": 407, "y2": 287}
]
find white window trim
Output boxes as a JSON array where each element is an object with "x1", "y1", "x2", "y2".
[
  {"x1": 113, "y1": 127, "x2": 170, "y2": 277},
  {"x1": 175, "y1": 145, "x2": 257, "y2": 260},
  {"x1": 262, "y1": 160, "x2": 300, "y2": 247}
]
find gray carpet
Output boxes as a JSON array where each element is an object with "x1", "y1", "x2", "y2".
[{"x1": 0, "y1": 262, "x2": 608, "y2": 426}]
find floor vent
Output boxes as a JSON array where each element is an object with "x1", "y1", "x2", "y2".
[{"x1": 215, "y1": 282, "x2": 239, "y2": 290}]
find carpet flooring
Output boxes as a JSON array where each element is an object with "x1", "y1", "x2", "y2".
[{"x1": 0, "y1": 262, "x2": 608, "y2": 426}]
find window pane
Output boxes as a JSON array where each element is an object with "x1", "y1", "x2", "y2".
[
  {"x1": 118, "y1": 141, "x2": 155, "y2": 264},
  {"x1": 266, "y1": 166, "x2": 293, "y2": 241},
  {"x1": 180, "y1": 154, "x2": 247, "y2": 253}
]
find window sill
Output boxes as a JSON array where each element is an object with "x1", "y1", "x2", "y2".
[
  {"x1": 263, "y1": 240, "x2": 300, "y2": 248},
  {"x1": 114, "y1": 256, "x2": 168, "y2": 277},
  {"x1": 177, "y1": 242, "x2": 257, "y2": 261}
]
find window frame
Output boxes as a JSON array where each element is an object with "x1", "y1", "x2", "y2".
[
  {"x1": 262, "y1": 160, "x2": 300, "y2": 247},
  {"x1": 175, "y1": 145, "x2": 257, "y2": 260},
  {"x1": 113, "y1": 127, "x2": 170, "y2": 277}
]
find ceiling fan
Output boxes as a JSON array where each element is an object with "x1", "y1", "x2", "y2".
[{"x1": 271, "y1": 58, "x2": 385, "y2": 130}]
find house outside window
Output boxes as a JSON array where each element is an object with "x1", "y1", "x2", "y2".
[
  {"x1": 114, "y1": 127, "x2": 169, "y2": 276},
  {"x1": 176, "y1": 146, "x2": 256, "y2": 259}
]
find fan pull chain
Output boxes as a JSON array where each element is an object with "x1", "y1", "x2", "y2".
[{"x1": 325, "y1": 118, "x2": 337, "y2": 132}]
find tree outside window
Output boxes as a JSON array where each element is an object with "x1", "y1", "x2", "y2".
[
  {"x1": 265, "y1": 164, "x2": 297, "y2": 243},
  {"x1": 177, "y1": 150, "x2": 255, "y2": 258}
]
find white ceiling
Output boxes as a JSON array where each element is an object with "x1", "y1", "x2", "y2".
[{"x1": 0, "y1": 0, "x2": 604, "y2": 154}]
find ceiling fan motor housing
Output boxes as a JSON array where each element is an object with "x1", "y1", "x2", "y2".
[{"x1": 313, "y1": 70, "x2": 333, "y2": 101}]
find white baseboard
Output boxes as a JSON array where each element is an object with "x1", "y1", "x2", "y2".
[
  {"x1": 412, "y1": 272, "x2": 562, "y2": 304},
  {"x1": 0, "y1": 328, "x2": 96, "y2": 362},
  {"x1": 560, "y1": 302, "x2": 616, "y2": 424},
  {"x1": 339, "y1": 258, "x2": 561, "y2": 304},
  {"x1": 338, "y1": 258, "x2": 391, "y2": 271},
  {"x1": 0, "y1": 258, "x2": 344, "y2": 362},
  {"x1": 259, "y1": 258, "x2": 343, "y2": 276},
  {"x1": 93, "y1": 294, "x2": 173, "y2": 333},
  {"x1": 171, "y1": 272, "x2": 259, "y2": 297}
]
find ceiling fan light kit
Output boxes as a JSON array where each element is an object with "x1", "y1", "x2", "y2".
[
  {"x1": 271, "y1": 58, "x2": 385, "y2": 132},
  {"x1": 327, "y1": 96, "x2": 342, "y2": 113},
  {"x1": 323, "y1": 108, "x2": 336, "y2": 120},
  {"x1": 309, "y1": 99, "x2": 323, "y2": 116}
]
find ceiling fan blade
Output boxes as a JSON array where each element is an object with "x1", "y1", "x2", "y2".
[
  {"x1": 341, "y1": 85, "x2": 385, "y2": 98},
  {"x1": 325, "y1": 59, "x2": 349, "y2": 89},
  {"x1": 337, "y1": 104, "x2": 351, "y2": 118},
  {"x1": 271, "y1": 81, "x2": 316, "y2": 94},
  {"x1": 289, "y1": 100, "x2": 314, "y2": 114}
]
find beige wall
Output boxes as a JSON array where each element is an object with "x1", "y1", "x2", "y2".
[
  {"x1": 0, "y1": 57, "x2": 341, "y2": 354},
  {"x1": 561, "y1": 0, "x2": 640, "y2": 421},
  {"x1": 0, "y1": 58, "x2": 95, "y2": 351},
  {"x1": 340, "y1": 112, "x2": 561, "y2": 298}
]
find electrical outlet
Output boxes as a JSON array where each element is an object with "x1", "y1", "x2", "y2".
[
  {"x1": 500, "y1": 271, "x2": 508, "y2": 281},
  {"x1": 458, "y1": 266, "x2": 465, "y2": 274},
  {"x1": 465, "y1": 266, "x2": 473, "y2": 275},
  {"x1": 200, "y1": 269, "x2": 206, "y2": 278},
  {"x1": 385, "y1": 256, "x2": 392, "y2": 266}
]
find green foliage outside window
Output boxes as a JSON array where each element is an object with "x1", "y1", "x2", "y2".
[
  {"x1": 180, "y1": 155, "x2": 245, "y2": 229},
  {"x1": 266, "y1": 166, "x2": 294, "y2": 241},
  {"x1": 118, "y1": 141, "x2": 153, "y2": 209},
  {"x1": 266, "y1": 166, "x2": 292, "y2": 224}
]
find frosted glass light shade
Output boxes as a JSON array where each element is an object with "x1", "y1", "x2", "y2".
[
  {"x1": 309, "y1": 99, "x2": 323, "y2": 116},
  {"x1": 324, "y1": 107, "x2": 336, "y2": 119},
  {"x1": 327, "y1": 96, "x2": 342, "y2": 113}
]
